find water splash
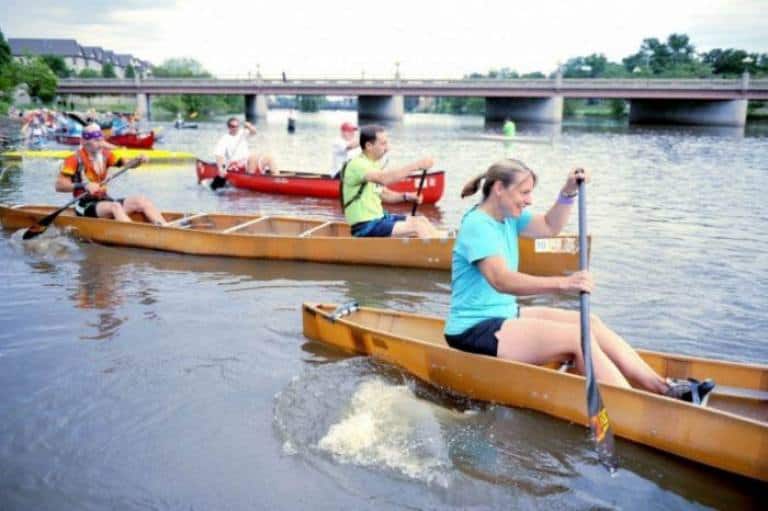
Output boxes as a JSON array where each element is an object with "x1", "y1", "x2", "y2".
[{"x1": 9, "y1": 225, "x2": 83, "y2": 261}]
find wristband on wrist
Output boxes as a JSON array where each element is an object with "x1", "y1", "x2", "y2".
[
  {"x1": 557, "y1": 192, "x2": 576, "y2": 205},
  {"x1": 561, "y1": 189, "x2": 578, "y2": 198},
  {"x1": 73, "y1": 182, "x2": 86, "y2": 191}
]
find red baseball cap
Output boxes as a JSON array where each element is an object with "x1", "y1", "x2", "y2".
[{"x1": 341, "y1": 122, "x2": 358, "y2": 132}]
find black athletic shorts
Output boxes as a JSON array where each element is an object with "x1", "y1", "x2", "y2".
[
  {"x1": 74, "y1": 197, "x2": 124, "y2": 218},
  {"x1": 444, "y1": 317, "x2": 506, "y2": 357}
]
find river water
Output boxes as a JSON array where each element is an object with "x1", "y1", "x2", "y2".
[{"x1": 0, "y1": 111, "x2": 766, "y2": 509}]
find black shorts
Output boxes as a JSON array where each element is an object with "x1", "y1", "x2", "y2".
[
  {"x1": 74, "y1": 197, "x2": 124, "y2": 218},
  {"x1": 445, "y1": 317, "x2": 506, "y2": 357}
]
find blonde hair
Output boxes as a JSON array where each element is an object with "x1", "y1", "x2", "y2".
[{"x1": 460, "y1": 158, "x2": 537, "y2": 199}]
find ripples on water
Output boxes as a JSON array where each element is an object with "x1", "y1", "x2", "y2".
[{"x1": 1, "y1": 113, "x2": 766, "y2": 509}]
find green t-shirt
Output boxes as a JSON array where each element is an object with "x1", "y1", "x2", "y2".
[{"x1": 342, "y1": 154, "x2": 384, "y2": 225}]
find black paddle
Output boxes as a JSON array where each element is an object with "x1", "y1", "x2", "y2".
[
  {"x1": 210, "y1": 127, "x2": 248, "y2": 191},
  {"x1": 410, "y1": 168, "x2": 428, "y2": 216},
  {"x1": 577, "y1": 172, "x2": 617, "y2": 473},
  {"x1": 65, "y1": 112, "x2": 87, "y2": 126},
  {"x1": 22, "y1": 158, "x2": 141, "y2": 240}
]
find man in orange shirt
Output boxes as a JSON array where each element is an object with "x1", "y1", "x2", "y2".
[{"x1": 55, "y1": 124, "x2": 167, "y2": 225}]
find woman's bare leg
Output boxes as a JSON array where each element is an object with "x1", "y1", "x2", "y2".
[
  {"x1": 521, "y1": 307, "x2": 667, "y2": 393},
  {"x1": 495, "y1": 317, "x2": 631, "y2": 388}
]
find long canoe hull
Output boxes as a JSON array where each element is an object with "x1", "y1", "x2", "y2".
[
  {"x1": 0, "y1": 205, "x2": 587, "y2": 273},
  {"x1": 195, "y1": 159, "x2": 445, "y2": 203},
  {"x1": 1, "y1": 148, "x2": 194, "y2": 164},
  {"x1": 53, "y1": 132, "x2": 155, "y2": 149},
  {"x1": 107, "y1": 132, "x2": 155, "y2": 149},
  {"x1": 302, "y1": 303, "x2": 768, "y2": 481}
]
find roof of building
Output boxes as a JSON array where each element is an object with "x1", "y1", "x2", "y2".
[{"x1": 9, "y1": 38, "x2": 84, "y2": 57}]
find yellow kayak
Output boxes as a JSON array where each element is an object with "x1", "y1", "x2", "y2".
[{"x1": 0, "y1": 148, "x2": 195, "y2": 164}]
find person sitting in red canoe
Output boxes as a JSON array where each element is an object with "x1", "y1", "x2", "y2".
[
  {"x1": 54, "y1": 123, "x2": 168, "y2": 225},
  {"x1": 331, "y1": 122, "x2": 360, "y2": 178},
  {"x1": 214, "y1": 117, "x2": 278, "y2": 177},
  {"x1": 341, "y1": 125, "x2": 441, "y2": 238},
  {"x1": 444, "y1": 159, "x2": 714, "y2": 403}
]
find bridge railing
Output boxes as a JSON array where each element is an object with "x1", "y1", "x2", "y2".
[{"x1": 58, "y1": 77, "x2": 768, "y2": 90}]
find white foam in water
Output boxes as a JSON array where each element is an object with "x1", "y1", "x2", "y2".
[
  {"x1": 9, "y1": 226, "x2": 81, "y2": 260},
  {"x1": 318, "y1": 378, "x2": 451, "y2": 487}
]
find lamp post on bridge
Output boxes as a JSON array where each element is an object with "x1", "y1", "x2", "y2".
[{"x1": 742, "y1": 56, "x2": 754, "y2": 92}]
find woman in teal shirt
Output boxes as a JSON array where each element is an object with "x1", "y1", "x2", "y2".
[{"x1": 445, "y1": 158, "x2": 699, "y2": 399}]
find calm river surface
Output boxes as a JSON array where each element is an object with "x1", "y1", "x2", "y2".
[{"x1": 0, "y1": 112, "x2": 766, "y2": 509}]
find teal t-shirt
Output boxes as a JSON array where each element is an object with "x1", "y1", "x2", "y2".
[
  {"x1": 444, "y1": 207, "x2": 534, "y2": 335},
  {"x1": 342, "y1": 154, "x2": 384, "y2": 225}
]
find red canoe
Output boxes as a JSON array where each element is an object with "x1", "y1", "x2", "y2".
[
  {"x1": 55, "y1": 134, "x2": 81, "y2": 145},
  {"x1": 107, "y1": 132, "x2": 155, "y2": 149},
  {"x1": 54, "y1": 131, "x2": 156, "y2": 149},
  {"x1": 195, "y1": 159, "x2": 445, "y2": 204}
]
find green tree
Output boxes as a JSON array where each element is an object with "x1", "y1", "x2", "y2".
[
  {"x1": 101, "y1": 62, "x2": 116, "y2": 78},
  {"x1": 78, "y1": 68, "x2": 100, "y2": 78},
  {"x1": 152, "y1": 58, "x2": 211, "y2": 78},
  {"x1": 125, "y1": 64, "x2": 136, "y2": 79},
  {"x1": 40, "y1": 55, "x2": 71, "y2": 78},
  {"x1": 297, "y1": 95, "x2": 323, "y2": 112},
  {"x1": 0, "y1": 28, "x2": 11, "y2": 68},
  {"x1": 17, "y1": 57, "x2": 58, "y2": 102}
]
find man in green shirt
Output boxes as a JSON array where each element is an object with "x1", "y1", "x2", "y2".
[{"x1": 341, "y1": 125, "x2": 441, "y2": 238}]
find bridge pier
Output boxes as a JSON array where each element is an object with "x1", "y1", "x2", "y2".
[
  {"x1": 629, "y1": 99, "x2": 748, "y2": 126},
  {"x1": 136, "y1": 93, "x2": 151, "y2": 120},
  {"x1": 358, "y1": 95, "x2": 404, "y2": 122},
  {"x1": 485, "y1": 96, "x2": 563, "y2": 123},
  {"x1": 245, "y1": 94, "x2": 268, "y2": 121}
]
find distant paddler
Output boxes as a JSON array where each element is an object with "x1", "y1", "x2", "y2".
[
  {"x1": 502, "y1": 118, "x2": 516, "y2": 138},
  {"x1": 341, "y1": 125, "x2": 441, "y2": 238},
  {"x1": 444, "y1": 159, "x2": 714, "y2": 403},
  {"x1": 214, "y1": 117, "x2": 278, "y2": 178},
  {"x1": 54, "y1": 123, "x2": 168, "y2": 225}
]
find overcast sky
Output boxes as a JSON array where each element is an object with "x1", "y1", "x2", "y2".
[{"x1": 2, "y1": 0, "x2": 766, "y2": 78}]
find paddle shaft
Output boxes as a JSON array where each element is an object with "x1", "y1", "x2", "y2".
[
  {"x1": 577, "y1": 176, "x2": 617, "y2": 472},
  {"x1": 22, "y1": 158, "x2": 139, "y2": 240},
  {"x1": 411, "y1": 168, "x2": 428, "y2": 216}
]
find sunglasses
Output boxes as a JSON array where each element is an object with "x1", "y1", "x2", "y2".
[{"x1": 82, "y1": 131, "x2": 103, "y2": 140}]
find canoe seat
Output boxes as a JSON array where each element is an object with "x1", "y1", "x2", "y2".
[
  {"x1": 167, "y1": 213, "x2": 206, "y2": 228},
  {"x1": 222, "y1": 216, "x2": 269, "y2": 234},
  {"x1": 298, "y1": 221, "x2": 332, "y2": 238}
]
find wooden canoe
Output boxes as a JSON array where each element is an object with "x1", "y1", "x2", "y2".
[
  {"x1": 0, "y1": 148, "x2": 195, "y2": 164},
  {"x1": 0, "y1": 204, "x2": 587, "y2": 274},
  {"x1": 195, "y1": 159, "x2": 445, "y2": 204},
  {"x1": 302, "y1": 303, "x2": 768, "y2": 481}
]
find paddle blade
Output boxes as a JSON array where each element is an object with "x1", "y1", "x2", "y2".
[
  {"x1": 21, "y1": 212, "x2": 58, "y2": 240},
  {"x1": 210, "y1": 175, "x2": 227, "y2": 191},
  {"x1": 586, "y1": 378, "x2": 618, "y2": 471}
]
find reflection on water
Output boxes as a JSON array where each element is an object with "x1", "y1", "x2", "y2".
[{"x1": 1, "y1": 113, "x2": 767, "y2": 509}]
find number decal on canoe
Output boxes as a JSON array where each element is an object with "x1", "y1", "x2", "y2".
[{"x1": 535, "y1": 237, "x2": 578, "y2": 254}]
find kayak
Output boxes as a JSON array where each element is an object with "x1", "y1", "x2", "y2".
[
  {"x1": 108, "y1": 132, "x2": 156, "y2": 149},
  {"x1": 302, "y1": 302, "x2": 768, "y2": 481},
  {"x1": 0, "y1": 148, "x2": 195, "y2": 163},
  {"x1": 195, "y1": 159, "x2": 445, "y2": 203},
  {"x1": 0, "y1": 205, "x2": 587, "y2": 273},
  {"x1": 54, "y1": 132, "x2": 155, "y2": 149}
]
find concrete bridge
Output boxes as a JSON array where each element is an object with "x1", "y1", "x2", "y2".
[{"x1": 57, "y1": 76, "x2": 768, "y2": 126}]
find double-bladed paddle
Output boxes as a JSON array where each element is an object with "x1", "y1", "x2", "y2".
[
  {"x1": 22, "y1": 157, "x2": 143, "y2": 240},
  {"x1": 577, "y1": 173, "x2": 618, "y2": 473},
  {"x1": 410, "y1": 168, "x2": 428, "y2": 216}
]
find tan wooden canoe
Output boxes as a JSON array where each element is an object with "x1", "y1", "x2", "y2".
[
  {"x1": 0, "y1": 204, "x2": 588, "y2": 274},
  {"x1": 302, "y1": 302, "x2": 768, "y2": 481}
]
